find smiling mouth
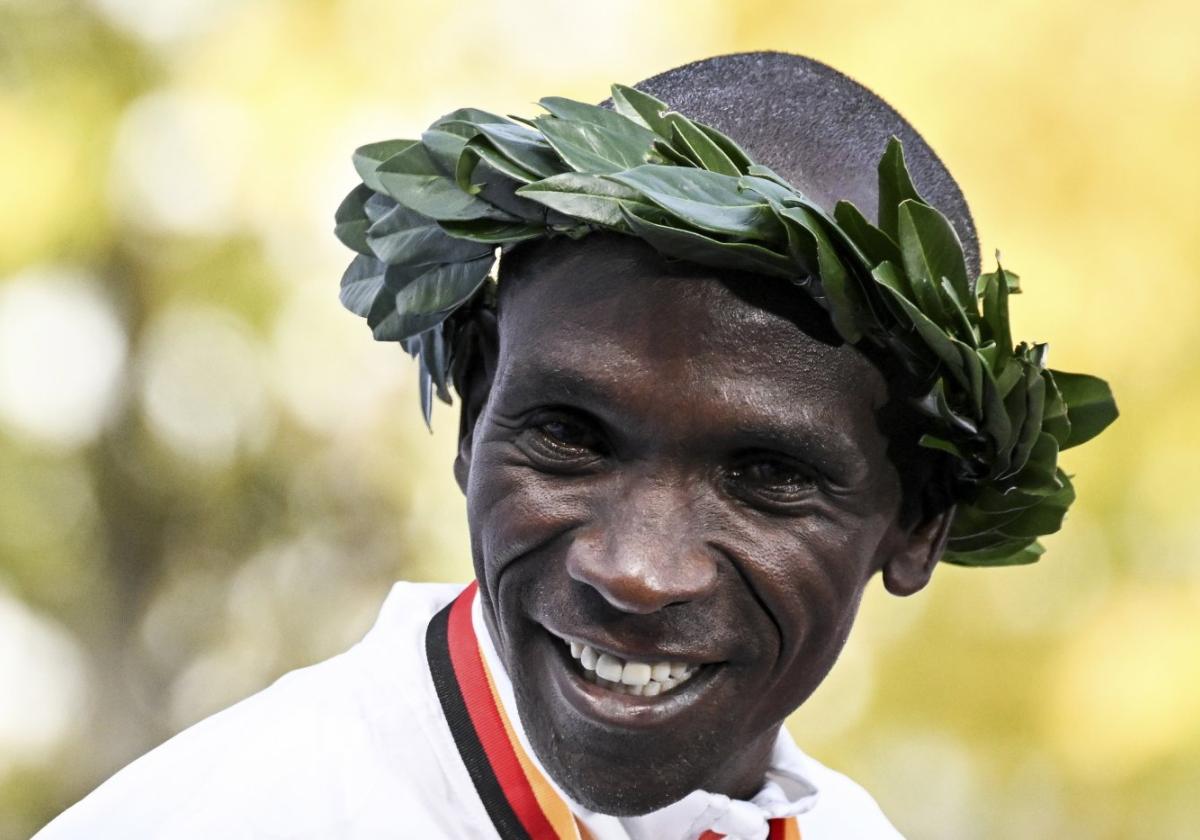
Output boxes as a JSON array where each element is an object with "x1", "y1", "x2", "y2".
[{"x1": 563, "y1": 639, "x2": 701, "y2": 697}]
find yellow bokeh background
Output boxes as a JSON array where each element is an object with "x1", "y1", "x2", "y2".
[{"x1": 1, "y1": 1, "x2": 1197, "y2": 837}]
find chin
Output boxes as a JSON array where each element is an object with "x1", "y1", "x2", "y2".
[
  {"x1": 512, "y1": 666, "x2": 737, "y2": 816},
  {"x1": 523, "y1": 711, "x2": 711, "y2": 816},
  {"x1": 556, "y1": 766, "x2": 690, "y2": 816},
  {"x1": 499, "y1": 607, "x2": 789, "y2": 816}
]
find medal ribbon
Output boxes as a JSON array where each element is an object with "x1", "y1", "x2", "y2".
[{"x1": 426, "y1": 582, "x2": 800, "y2": 840}]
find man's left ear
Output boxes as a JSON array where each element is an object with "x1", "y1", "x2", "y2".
[{"x1": 880, "y1": 505, "x2": 956, "y2": 596}]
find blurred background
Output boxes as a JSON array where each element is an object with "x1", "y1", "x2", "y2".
[{"x1": 1, "y1": 0, "x2": 1196, "y2": 837}]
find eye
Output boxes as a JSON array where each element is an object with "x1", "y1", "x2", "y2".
[
  {"x1": 519, "y1": 412, "x2": 606, "y2": 469},
  {"x1": 725, "y1": 453, "x2": 819, "y2": 508}
]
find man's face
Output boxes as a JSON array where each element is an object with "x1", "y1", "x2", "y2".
[{"x1": 458, "y1": 237, "x2": 927, "y2": 815}]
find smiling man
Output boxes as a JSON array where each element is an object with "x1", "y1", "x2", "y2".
[
  {"x1": 37, "y1": 52, "x2": 1115, "y2": 840},
  {"x1": 451, "y1": 231, "x2": 950, "y2": 834}
]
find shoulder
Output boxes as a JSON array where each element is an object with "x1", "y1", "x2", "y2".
[
  {"x1": 36, "y1": 581, "x2": 475, "y2": 840},
  {"x1": 798, "y1": 752, "x2": 904, "y2": 840}
]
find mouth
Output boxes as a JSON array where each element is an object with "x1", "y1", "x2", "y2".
[
  {"x1": 542, "y1": 625, "x2": 712, "y2": 700},
  {"x1": 565, "y1": 640, "x2": 700, "y2": 696},
  {"x1": 532, "y1": 624, "x2": 732, "y2": 731}
]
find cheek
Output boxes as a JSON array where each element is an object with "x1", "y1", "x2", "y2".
[
  {"x1": 466, "y1": 442, "x2": 592, "y2": 582},
  {"x1": 743, "y1": 520, "x2": 879, "y2": 667}
]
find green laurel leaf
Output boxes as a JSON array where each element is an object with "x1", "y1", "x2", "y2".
[
  {"x1": 897, "y1": 199, "x2": 972, "y2": 304},
  {"x1": 778, "y1": 205, "x2": 862, "y2": 342},
  {"x1": 458, "y1": 135, "x2": 543, "y2": 187},
  {"x1": 944, "y1": 538, "x2": 1044, "y2": 567},
  {"x1": 467, "y1": 158, "x2": 558, "y2": 223},
  {"x1": 1040, "y1": 368, "x2": 1072, "y2": 447},
  {"x1": 663, "y1": 112, "x2": 741, "y2": 176},
  {"x1": 539, "y1": 97, "x2": 661, "y2": 149},
  {"x1": 1002, "y1": 357, "x2": 1047, "y2": 479},
  {"x1": 334, "y1": 184, "x2": 374, "y2": 256},
  {"x1": 994, "y1": 472, "x2": 1075, "y2": 539},
  {"x1": 696, "y1": 122, "x2": 754, "y2": 174},
  {"x1": 518, "y1": 173, "x2": 657, "y2": 229},
  {"x1": 834, "y1": 200, "x2": 902, "y2": 267},
  {"x1": 535, "y1": 115, "x2": 659, "y2": 174},
  {"x1": 877, "y1": 136, "x2": 923, "y2": 241},
  {"x1": 362, "y1": 192, "x2": 397, "y2": 224},
  {"x1": 419, "y1": 326, "x2": 453, "y2": 404},
  {"x1": 473, "y1": 123, "x2": 566, "y2": 180},
  {"x1": 367, "y1": 202, "x2": 492, "y2": 266},
  {"x1": 897, "y1": 200, "x2": 955, "y2": 328},
  {"x1": 339, "y1": 253, "x2": 387, "y2": 317},
  {"x1": 438, "y1": 219, "x2": 544, "y2": 244},
  {"x1": 610, "y1": 83, "x2": 673, "y2": 137},
  {"x1": 375, "y1": 142, "x2": 519, "y2": 222},
  {"x1": 607, "y1": 165, "x2": 782, "y2": 238},
  {"x1": 370, "y1": 257, "x2": 493, "y2": 343},
  {"x1": 1051, "y1": 370, "x2": 1119, "y2": 448},
  {"x1": 353, "y1": 139, "x2": 418, "y2": 193},
  {"x1": 620, "y1": 205, "x2": 796, "y2": 278},
  {"x1": 421, "y1": 128, "x2": 470, "y2": 176}
]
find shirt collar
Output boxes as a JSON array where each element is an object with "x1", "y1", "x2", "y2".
[{"x1": 471, "y1": 593, "x2": 820, "y2": 840}]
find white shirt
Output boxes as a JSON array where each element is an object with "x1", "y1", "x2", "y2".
[{"x1": 36, "y1": 582, "x2": 903, "y2": 839}]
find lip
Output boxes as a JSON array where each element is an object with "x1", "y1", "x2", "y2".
[
  {"x1": 535, "y1": 625, "x2": 727, "y2": 730},
  {"x1": 540, "y1": 618, "x2": 726, "y2": 665}
]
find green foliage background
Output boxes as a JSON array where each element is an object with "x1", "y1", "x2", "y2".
[{"x1": 0, "y1": 1, "x2": 1196, "y2": 838}]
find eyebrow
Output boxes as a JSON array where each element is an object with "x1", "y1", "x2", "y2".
[
  {"x1": 497, "y1": 365, "x2": 619, "y2": 410},
  {"x1": 495, "y1": 360, "x2": 872, "y2": 482},
  {"x1": 720, "y1": 401, "x2": 873, "y2": 485}
]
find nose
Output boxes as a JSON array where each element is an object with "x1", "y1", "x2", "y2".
[{"x1": 565, "y1": 474, "x2": 720, "y2": 614}]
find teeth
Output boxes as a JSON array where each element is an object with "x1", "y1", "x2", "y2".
[
  {"x1": 566, "y1": 642, "x2": 700, "y2": 696},
  {"x1": 620, "y1": 662, "x2": 651, "y2": 686},
  {"x1": 595, "y1": 653, "x2": 624, "y2": 682}
]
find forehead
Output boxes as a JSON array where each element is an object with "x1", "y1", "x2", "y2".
[{"x1": 495, "y1": 237, "x2": 891, "y2": 458}]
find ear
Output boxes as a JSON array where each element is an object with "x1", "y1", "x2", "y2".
[
  {"x1": 880, "y1": 504, "x2": 956, "y2": 596},
  {"x1": 452, "y1": 309, "x2": 499, "y2": 494}
]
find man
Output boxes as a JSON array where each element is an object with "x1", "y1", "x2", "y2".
[{"x1": 37, "y1": 52, "x2": 1115, "y2": 839}]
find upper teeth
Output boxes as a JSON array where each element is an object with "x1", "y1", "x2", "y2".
[{"x1": 568, "y1": 641, "x2": 698, "y2": 696}]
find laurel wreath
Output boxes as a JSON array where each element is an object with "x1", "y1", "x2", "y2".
[{"x1": 333, "y1": 83, "x2": 1117, "y2": 567}]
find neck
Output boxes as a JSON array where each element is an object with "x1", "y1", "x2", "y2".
[{"x1": 705, "y1": 725, "x2": 780, "y2": 802}]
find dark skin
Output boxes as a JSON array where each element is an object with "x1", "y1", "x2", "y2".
[{"x1": 453, "y1": 235, "x2": 954, "y2": 816}]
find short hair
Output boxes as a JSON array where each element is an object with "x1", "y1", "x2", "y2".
[{"x1": 621, "y1": 51, "x2": 980, "y2": 276}]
